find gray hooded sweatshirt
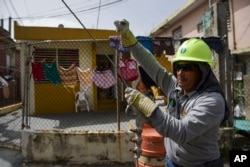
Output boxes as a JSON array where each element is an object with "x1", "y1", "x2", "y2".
[{"x1": 129, "y1": 42, "x2": 227, "y2": 167}]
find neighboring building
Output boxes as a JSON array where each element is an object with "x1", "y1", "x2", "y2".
[
  {"x1": 0, "y1": 19, "x2": 21, "y2": 108},
  {"x1": 150, "y1": 0, "x2": 250, "y2": 120}
]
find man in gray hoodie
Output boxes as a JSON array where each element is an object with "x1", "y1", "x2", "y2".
[{"x1": 114, "y1": 19, "x2": 228, "y2": 167}]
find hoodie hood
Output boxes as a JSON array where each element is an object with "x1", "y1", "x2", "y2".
[{"x1": 196, "y1": 63, "x2": 229, "y2": 124}]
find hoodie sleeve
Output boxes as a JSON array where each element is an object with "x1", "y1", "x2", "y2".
[{"x1": 149, "y1": 92, "x2": 225, "y2": 144}]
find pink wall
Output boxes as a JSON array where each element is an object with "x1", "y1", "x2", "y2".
[
  {"x1": 157, "y1": 1, "x2": 211, "y2": 38},
  {"x1": 228, "y1": 0, "x2": 250, "y2": 49},
  {"x1": 156, "y1": 0, "x2": 250, "y2": 51}
]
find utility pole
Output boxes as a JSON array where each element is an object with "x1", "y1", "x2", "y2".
[{"x1": 216, "y1": 1, "x2": 233, "y2": 126}]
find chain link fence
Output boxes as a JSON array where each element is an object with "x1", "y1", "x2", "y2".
[
  {"x1": 1, "y1": 36, "x2": 250, "y2": 152},
  {"x1": 0, "y1": 40, "x2": 22, "y2": 148},
  {"x1": 232, "y1": 55, "x2": 250, "y2": 138},
  {"x1": 20, "y1": 39, "x2": 135, "y2": 131},
  {"x1": 0, "y1": 37, "x2": 171, "y2": 148}
]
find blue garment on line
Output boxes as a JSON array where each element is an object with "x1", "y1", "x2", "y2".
[
  {"x1": 42, "y1": 61, "x2": 61, "y2": 85},
  {"x1": 136, "y1": 36, "x2": 153, "y2": 53}
]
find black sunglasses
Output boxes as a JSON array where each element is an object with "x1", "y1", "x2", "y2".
[{"x1": 174, "y1": 63, "x2": 197, "y2": 72}]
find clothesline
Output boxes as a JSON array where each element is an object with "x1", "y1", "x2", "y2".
[
  {"x1": 109, "y1": 35, "x2": 224, "y2": 55},
  {"x1": 30, "y1": 61, "x2": 122, "y2": 90}
]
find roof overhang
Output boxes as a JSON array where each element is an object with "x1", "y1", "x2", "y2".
[
  {"x1": 14, "y1": 21, "x2": 119, "y2": 40},
  {"x1": 231, "y1": 47, "x2": 250, "y2": 55},
  {"x1": 0, "y1": 27, "x2": 15, "y2": 44}
]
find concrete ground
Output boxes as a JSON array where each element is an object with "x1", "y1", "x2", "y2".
[
  {"x1": 0, "y1": 146, "x2": 135, "y2": 167},
  {"x1": 0, "y1": 146, "x2": 230, "y2": 167},
  {"x1": 0, "y1": 147, "x2": 22, "y2": 167}
]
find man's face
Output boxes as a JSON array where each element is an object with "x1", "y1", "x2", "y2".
[{"x1": 174, "y1": 62, "x2": 202, "y2": 94}]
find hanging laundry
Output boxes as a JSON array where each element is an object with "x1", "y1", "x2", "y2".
[
  {"x1": 76, "y1": 67, "x2": 93, "y2": 89},
  {"x1": 153, "y1": 37, "x2": 175, "y2": 57},
  {"x1": 42, "y1": 61, "x2": 61, "y2": 85},
  {"x1": 118, "y1": 58, "x2": 139, "y2": 82},
  {"x1": 136, "y1": 36, "x2": 153, "y2": 53},
  {"x1": 58, "y1": 63, "x2": 78, "y2": 87},
  {"x1": 92, "y1": 70, "x2": 115, "y2": 89},
  {"x1": 173, "y1": 38, "x2": 195, "y2": 53},
  {"x1": 0, "y1": 72, "x2": 10, "y2": 99},
  {"x1": 201, "y1": 36, "x2": 224, "y2": 54},
  {"x1": 31, "y1": 62, "x2": 44, "y2": 81},
  {"x1": 109, "y1": 36, "x2": 129, "y2": 53},
  {"x1": 0, "y1": 76, "x2": 8, "y2": 88}
]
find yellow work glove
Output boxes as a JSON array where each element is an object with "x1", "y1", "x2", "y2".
[
  {"x1": 125, "y1": 87, "x2": 157, "y2": 117},
  {"x1": 114, "y1": 19, "x2": 138, "y2": 48}
]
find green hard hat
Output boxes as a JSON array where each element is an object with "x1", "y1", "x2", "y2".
[{"x1": 172, "y1": 38, "x2": 216, "y2": 67}]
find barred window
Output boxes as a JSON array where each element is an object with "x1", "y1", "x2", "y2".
[
  {"x1": 172, "y1": 26, "x2": 182, "y2": 51},
  {"x1": 225, "y1": 0, "x2": 231, "y2": 30},
  {"x1": 33, "y1": 48, "x2": 79, "y2": 83},
  {"x1": 197, "y1": 22, "x2": 203, "y2": 33},
  {"x1": 172, "y1": 26, "x2": 182, "y2": 39}
]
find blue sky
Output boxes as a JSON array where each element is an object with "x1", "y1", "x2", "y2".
[{"x1": 1, "y1": 0, "x2": 187, "y2": 36}]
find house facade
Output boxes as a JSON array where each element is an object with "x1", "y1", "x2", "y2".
[
  {"x1": 14, "y1": 21, "x2": 123, "y2": 114},
  {"x1": 14, "y1": 18, "x2": 173, "y2": 115}
]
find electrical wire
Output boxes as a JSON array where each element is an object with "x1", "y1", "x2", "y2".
[
  {"x1": 3, "y1": 0, "x2": 12, "y2": 16},
  {"x1": 96, "y1": 0, "x2": 102, "y2": 29},
  {"x1": 61, "y1": 0, "x2": 131, "y2": 135},
  {"x1": 61, "y1": 0, "x2": 128, "y2": 88},
  {"x1": 1, "y1": 0, "x2": 125, "y2": 23},
  {"x1": 23, "y1": 0, "x2": 30, "y2": 16},
  {"x1": 9, "y1": 0, "x2": 24, "y2": 25}
]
